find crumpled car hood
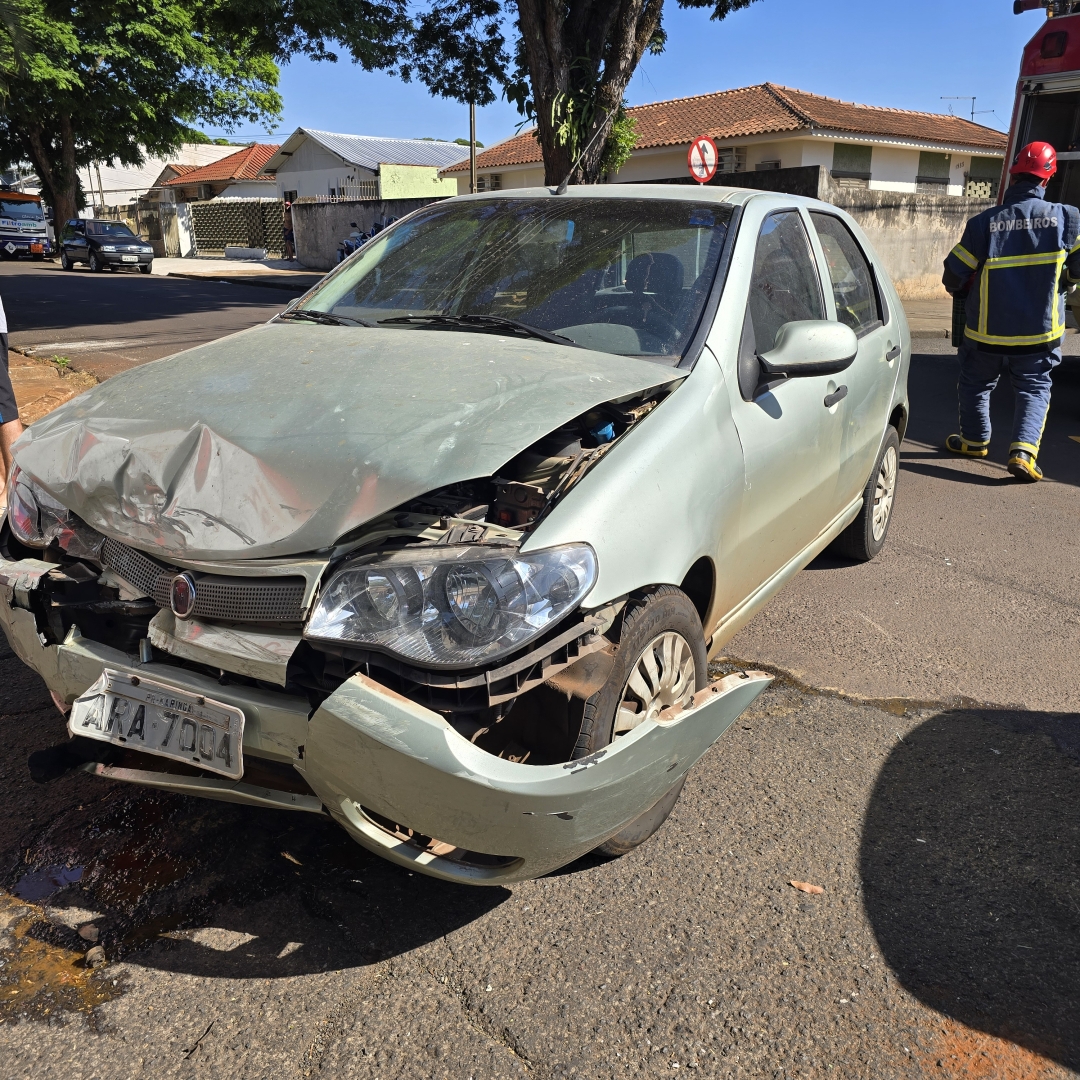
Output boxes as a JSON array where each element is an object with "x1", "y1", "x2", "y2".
[{"x1": 14, "y1": 323, "x2": 680, "y2": 561}]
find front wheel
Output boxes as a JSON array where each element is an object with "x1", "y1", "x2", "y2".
[
  {"x1": 832, "y1": 426, "x2": 900, "y2": 562},
  {"x1": 573, "y1": 586, "x2": 707, "y2": 857},
  {"x1": 140, "y1": 262, "x2": 152, "y2": 274},
  {"x1": 59, "y1": 249, "x2": 72, "y2": 271},
  {"x1": 88, "y1": 252, "x2": 102, "y2": 272}
]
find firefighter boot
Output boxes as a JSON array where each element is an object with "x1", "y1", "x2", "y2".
[
  {"x1": 945, "y1": 434, "x2": 989, "y2": 458},
  {"x1": 1007, "y1": 449, "x2": 1043, "y2": 482}
]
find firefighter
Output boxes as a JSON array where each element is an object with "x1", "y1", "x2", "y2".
[{"x1": 943, "y1": 141, "x2": 1080, "y2": 481}]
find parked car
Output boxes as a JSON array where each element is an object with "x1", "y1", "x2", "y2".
[
  {"x1": 1, "y1": 186, "x2": 909, "y2": 884},
  {"x1": 58, "y1": 219, "x2": 154, "y2": 273}
]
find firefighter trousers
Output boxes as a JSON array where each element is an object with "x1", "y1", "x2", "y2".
[{"x1": 957, "y1": 340, "x2": 1059, "y2": 456}]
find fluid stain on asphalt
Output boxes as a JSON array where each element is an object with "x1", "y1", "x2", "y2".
[
  {"x1": 0, "y1": 893, "x2": 125, "y2": 1022},
  {"x1": 13, "y1": 864, "x2": 83, "y2": 902}
]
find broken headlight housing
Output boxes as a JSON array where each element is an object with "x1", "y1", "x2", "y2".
[
  {"x1": 305, "y1": 543, "x2": 597, "y2": 668},
  {"x1": 7, "y1": 465, "x2": 104, "y2": 560}
]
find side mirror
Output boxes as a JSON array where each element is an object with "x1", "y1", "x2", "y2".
[{"x1": 758, "y1": 321, "x2": 858, "y2": 378}]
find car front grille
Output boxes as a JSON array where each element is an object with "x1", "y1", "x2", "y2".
[{"x1": 101, "y1": 537, "x2": 307, "y2": 624}]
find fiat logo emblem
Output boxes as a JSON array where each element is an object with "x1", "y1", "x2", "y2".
[{"x1": 170, "y1": 573, "x2": 197, "y2": 619}]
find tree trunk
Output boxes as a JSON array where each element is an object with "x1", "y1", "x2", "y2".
[
  {"x1": 22, "y1": 114, "x2": 79, "y2": 224},
  {"x1": 515, "y1": 0, "x2": 663, "y2": 187}
]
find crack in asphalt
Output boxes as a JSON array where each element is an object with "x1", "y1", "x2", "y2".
[{"x1": 434, "y1": 934, "x2": 538, "y2": 1075}]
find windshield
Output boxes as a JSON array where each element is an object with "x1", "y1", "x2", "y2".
[
  {"x1": 0, "y1": 199, "x2": 43, "y2": 222},
  {"x1": 88, "y1": 221, "x2": 137, "y2": 238},
  {"x1": 299, "y1": 197, "x2": 733, "y2": 359}
]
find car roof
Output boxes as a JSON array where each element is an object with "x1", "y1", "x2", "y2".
[{"x1": 446, "y1": 183, "x2": 837, "y2": 213}]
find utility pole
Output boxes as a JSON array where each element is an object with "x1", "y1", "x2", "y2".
[{"x1": 470, "y1": 102, "x2": 477, "y2": 195}]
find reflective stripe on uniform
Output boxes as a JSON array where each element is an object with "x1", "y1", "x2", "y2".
[
  {"x1": 972, "y1": 249, "x2": 1066, "y2": 345},
  {"x1": 951, "y1": 244, "x2": 979, "y2": 269}
]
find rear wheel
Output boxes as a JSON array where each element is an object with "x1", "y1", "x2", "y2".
[
  {"x1": 832, "y1": 426, "x2": 900, "y2": 562},
  {"x1": 573, "y1": 586, "x2": 707, "y2": 857}
]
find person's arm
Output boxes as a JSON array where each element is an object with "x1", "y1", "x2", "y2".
[{"x1": 942, "y1": 218, "x2": 986, "y2": 296}]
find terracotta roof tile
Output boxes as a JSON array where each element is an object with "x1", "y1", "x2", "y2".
[
  {"x1": 163, "y1": 144, "x2": 280, "y2": 185},
  {"x1": 445, "y1": 84, "x2": 1006, "y2": 173}
]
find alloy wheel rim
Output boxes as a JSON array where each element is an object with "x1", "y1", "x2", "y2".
[
  {"x1": 872, "y1": 445, "x2": 898, "y2": 542},
  {"x1": 614, "y1": 631, "x2": 696, "y2": 735}
]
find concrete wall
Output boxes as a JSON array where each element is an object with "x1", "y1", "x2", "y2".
[
  {"x1": 833, "y1": 183, "x2": 991, "y2": 298},
  {"x1": 714, "y1": 165, "x2": 991, "y2": 299},
  {"x1": 291, "y1": 197, "x2": 446, "y2": 270}
]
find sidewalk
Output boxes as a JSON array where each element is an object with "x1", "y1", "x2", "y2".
[
  {"x1": 8, "y1": 352, "x2": 96, "y2": 425},
  {"x1": 901, "y1": 297, "x2": 952, "y2": 339},
  {"x1": 152, "y1": 256, "x2": 324, "y2": 292}
]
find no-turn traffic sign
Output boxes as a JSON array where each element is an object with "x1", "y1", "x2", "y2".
[{"x1": 688, "y1": 136, "x2": 718, "y2": 184}]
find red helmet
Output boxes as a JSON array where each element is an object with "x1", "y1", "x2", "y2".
[{"x1": 1010, "y1": 141, "x2": 1057, "y2": 180}]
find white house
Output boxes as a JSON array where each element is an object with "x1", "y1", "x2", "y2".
[
  {"x1": 262, "y1": 129, "x2": 469, "y2": 202},
  {"x1": 444, "y1": 83, "x2": 1008, "y2": 197},
  {"x1": 79, "y1": 143, "x2": 241, "y2": 211}
]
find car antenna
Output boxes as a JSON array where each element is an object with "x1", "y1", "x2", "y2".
[{"x1": 554, "y1": 119, "x2": 612, "y2": 195}]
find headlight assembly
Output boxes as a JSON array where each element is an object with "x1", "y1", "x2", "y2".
[
  {"x1": 7, "y1": 465, "x2": 104, "y2": 560},
  {"x1": 305, "y1": 543, "x2": 597, "y2": 668}
]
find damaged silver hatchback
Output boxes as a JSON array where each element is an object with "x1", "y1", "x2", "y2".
[{"x1": 0, "y1": 186, "x2": 909, "y2": 883}]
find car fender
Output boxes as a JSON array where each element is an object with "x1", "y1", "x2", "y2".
[{"x1": 523, "y1": 352, "x2": 743, "y2": 622}]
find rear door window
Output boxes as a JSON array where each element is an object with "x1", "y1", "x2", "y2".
[{"x1": 809, "y1": 212, "x2": 884, "y2": 336}]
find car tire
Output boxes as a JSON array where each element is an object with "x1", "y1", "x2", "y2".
[
  {"x1": 140, "y1": 262, "x2": 152, "y2": 274},
  {"x1": 59, "y1": 250, "x2": 71, "y2": 271},
  {"x1": 88, "y1": 252, "x2": 102, "y2": 273},
  {"x1": 572, "y1": 585, "x2": 707, "y2": 857},
  {"x1": 832, "y1": 425, "x2": 900, "y2": 562}
]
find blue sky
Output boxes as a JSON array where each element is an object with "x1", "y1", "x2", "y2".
[{"x1": 206, "y1": 0, "x2": 1046, "y2": 148}]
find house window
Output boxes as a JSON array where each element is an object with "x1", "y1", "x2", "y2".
[
  {"x1": 831, "y1": 143, "x2": 872, "y2": 188},
  {"x1": 717, "y1": 146, "x2": 747, "y2": 174},
  {"x1": 477, "y1": 174, "x2": 502, "y2": 191},
  {"x1": 283, "y1": 190, "x2": 298, "y2": 203},
  {"x1": 965, "y1": 157, "x2": 1001, "y2": 200},
  {"x1": 916, "y1": 152, "x2": 952, "y2": 195},
  {"x1": 755, "y1": 160, "x2": 782, "y2": 171}
]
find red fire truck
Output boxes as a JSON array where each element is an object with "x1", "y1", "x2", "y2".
[{"x1": 1007, "y1": 1, "x2": 1080, "y2": 203}]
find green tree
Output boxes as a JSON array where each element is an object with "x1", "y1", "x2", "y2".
[
  {"x1": 0, "y1": 0, "x2": 408, "y2": 223},
  {"x1": 407, "y1": 0, "x2": 761, "y2": 186}
]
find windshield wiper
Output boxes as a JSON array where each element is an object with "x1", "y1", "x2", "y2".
[
  {"x1": 278, "y1": 310, "x2": 376, "y2": 328},
  {"x1": 379, "y1": 313, "x2": 581, "y2": 348}
]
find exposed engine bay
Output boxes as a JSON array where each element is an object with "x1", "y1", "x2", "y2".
[{"x1": 2, "y1": 385, "x2": 673, "y2": 767}]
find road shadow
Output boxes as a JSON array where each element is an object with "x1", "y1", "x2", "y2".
[
  {"x1": 0, "y1": 264, "x2": 300, "y2": 335},
  {"x1": 907, "y1": 351, "x2": 1080, "y2": 489},
  {"x1": 861, "y1": 704, "x2": 1080, "y2": 1070},
  {"x1": 898, "y1": 457, "x2": 1012, "y2": 488}
]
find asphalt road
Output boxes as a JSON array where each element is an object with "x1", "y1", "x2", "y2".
[
  {"x1": 0, "y1": 259, "x2": 302, "y2": 379},
  {"x1": 0, "y1": 269, "x2": 1077, "y2": 1078}
]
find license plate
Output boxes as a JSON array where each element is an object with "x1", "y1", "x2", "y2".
[
  {"x1": 30, "y1": 243, "x2": 42, "y2": 253},
  {"x1": 69, "y1": 669, "x2": 244, "y2": 779},
  {"x1": 121, "y1": 254, "x2": 139, "y2": 262}
]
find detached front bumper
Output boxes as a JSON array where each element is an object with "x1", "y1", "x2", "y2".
[{"x1": 1, "y1": 555, "x2": 771, "y2": 885}]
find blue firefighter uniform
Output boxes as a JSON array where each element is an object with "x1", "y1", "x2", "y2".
[{"x1": 942, "y1": 175, "x2": 1080, "y2": 476}]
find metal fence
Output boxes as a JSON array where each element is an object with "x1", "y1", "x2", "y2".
[{"x1": 189, "y1": 199, "x2": 285, "y2": 255}]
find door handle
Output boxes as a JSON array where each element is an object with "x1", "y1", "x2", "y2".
[
  {"x1": 886, "y1": 346, "x2": 901, "y2": 362},
  {"x1": 824, "y1": 385, "x2": 848, "y2": 408}
]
